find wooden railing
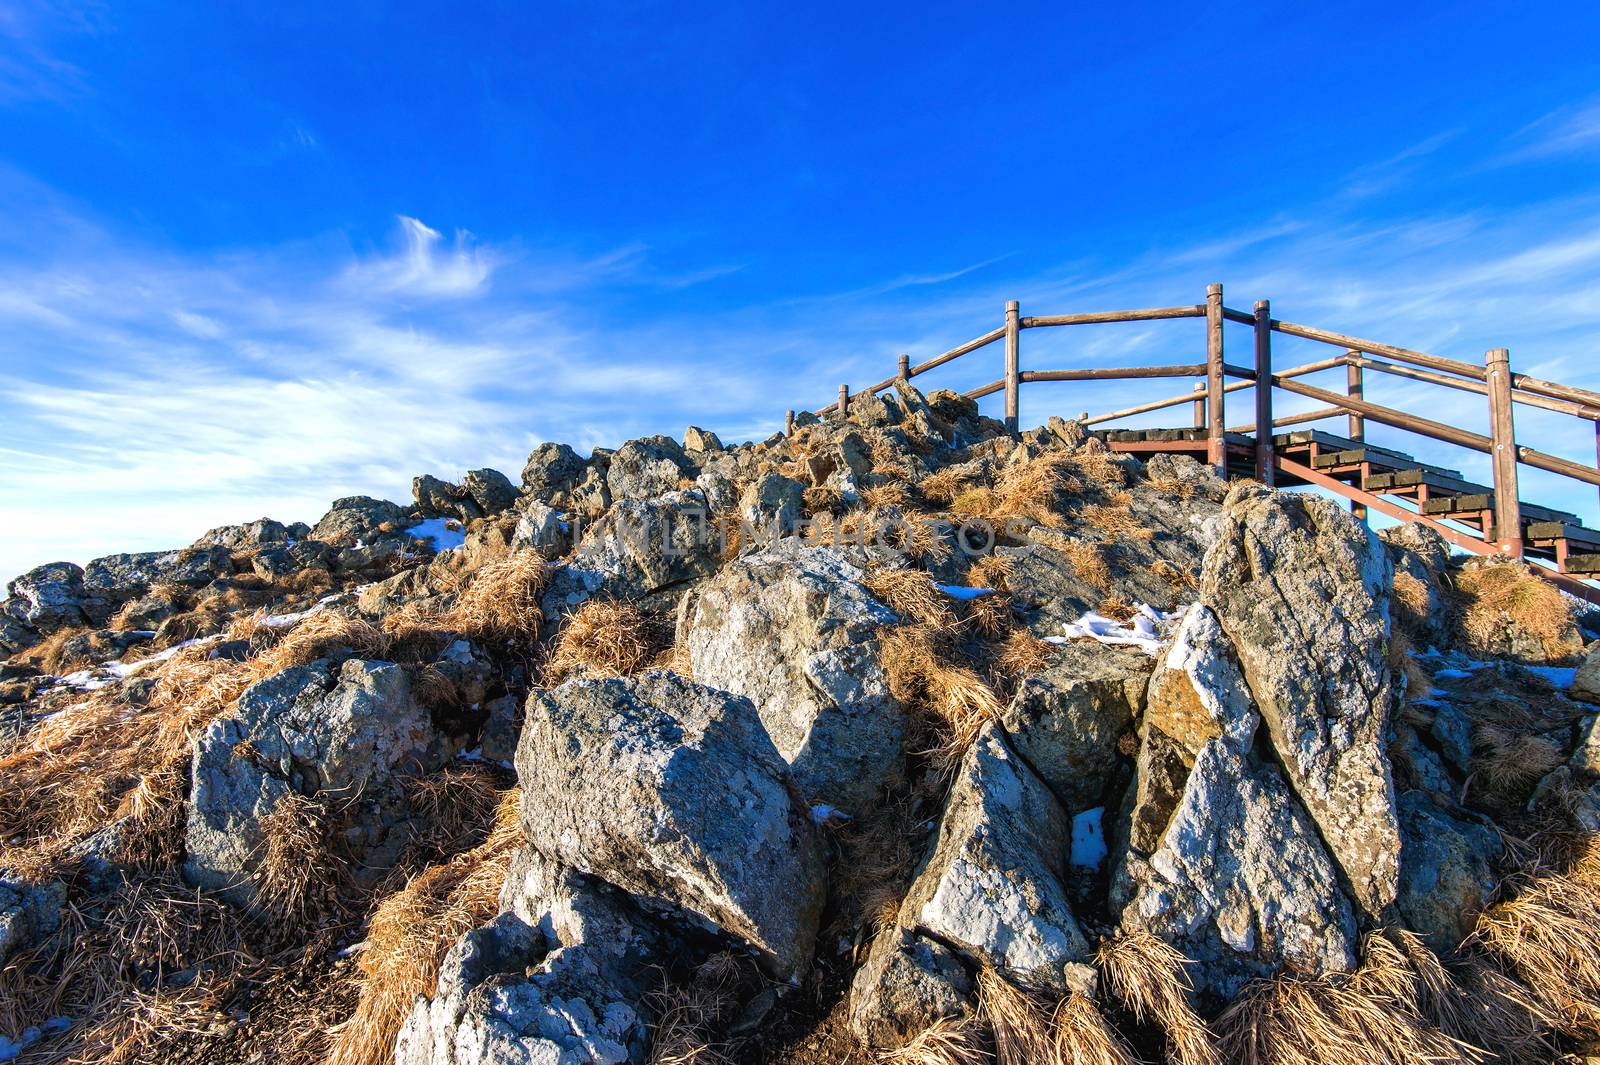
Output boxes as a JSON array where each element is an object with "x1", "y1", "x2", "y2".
[{"x1": 796, "y1": 283, "x2": 1600, "y2": 576}]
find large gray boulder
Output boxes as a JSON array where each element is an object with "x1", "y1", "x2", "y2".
[
  {"x1": 679, "y1": 542, "x2": 903, "y2": 812},
  {"x1": 414, "y1": 474, "x2": 482, "y2": 522},
  {"x1": 606, "y1": 436, "x2": 695, "y2": 502},
  {"x1": 1201, "y1": 483, "x2": 1402, "y2": 918},
  {"x1": 737, "y1": 471, "x2": 806, "y2": 543},
  {"x1": 1395, "y1": 792, "x2": 1502, "y2": 950},
  {"x1": 185, "y1": 658, "x2": 457, "y2": 907},
  {"x1": 396, "y1": 849, "x2": 663, "y2": 1065},
  {"x1": 541, "y1": 490, "x2": 720, "y2": 617},
  {"x1": 310, "y1": 495, "x2": 409, "y2": 544},
  {"x1": 520, "y1": 442, "x2": 588, "y2": 505},
  {"x1": 81, "y1": 547, "x2": 234, "y2": 622},
  {"x1": 464, "y1": 468, "x2": 518, "y2": 515},
  {"x1": 192, "y1": 516, "x2": 291, "y2": 550},
  {"x1": 3, "y1": 561, "x2": 89, "y2": 634},
  {"x1": 517, "y1": 673, "x2": 826, "y2": 981},
  {"x1": 510, "y1": 501, "x2": 572, "y2": 559},
  {"x1": 896, "y1": 724, "x2": 1090, "y2": 993},
  {"x1": 848, "y1": 928, "x2": 974, "y2": 1049},
  {"x1": 1573, "y1": 645, "x2": 1600, "y2": 705},
  {"x1": 998, "y1": 641, "x2": 1151, "y2": 810}
]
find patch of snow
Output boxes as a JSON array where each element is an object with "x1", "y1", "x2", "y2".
[
  {"x1": 934, "y1": 583, "x2": 993, "y2": 601},
  {"x1": 408, "y1": 517, "x2": 467, "y2": 552},
  {"x1": 1526, "y1": 666, "x2": 1578, "y2": 688},
  {"x1": 1059, "y1": 603, "x2": 1187, "y2": 656},
  {"x1": 811, "y1": 804, "x2": 851, "y2": 825},
  {"x1": 1070, "y1": 807, "x2": 1107, "y2": 869}
]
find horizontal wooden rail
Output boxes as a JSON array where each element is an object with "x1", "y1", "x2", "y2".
[
  {"x1": 1272, "y1": 376, "x2": 1493, "y2": 453},
  {"x1": 1512, "y1": 371, "x2": 1600, "y2": 412},
  {"x1": 1350, "y1": 353, "x2": 1600, "y2": 420},
  {"x1": 967, "y1": 379, "x2": 1005, "y2": 400},
  {"x1": 1081, "y1": 354, "x2": 1348, "y2": 426},
  {"x1": 1222, "y1": 363, "x2": 1256, "y2": 380},
  {"x1": 1272, "y1": 320, "x2": 1488, "y2": 383},
  {"x1": 1221, "y1": 307, "x2": 1257, "y2": 326},
  {"x1": 1518, "y1": 445, "x2": 1600, "y2": 487},
  {"x1": 1229, "y1": 406, "x2": 1345, "y2": 434},
  {"x1": 1021, "y1": 364, "x2": 1207, "y2": 383},
  {"x1": 910, "y1": 327, "x2": 1006, "y2": 378},
  {"x1": 1020, "y1": 306, "x2": 1203, "y2": 328}
]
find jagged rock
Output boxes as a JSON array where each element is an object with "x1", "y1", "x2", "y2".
[
  {"x1": 185, "y1": 658, "x2": 458, "y2": 907},
  {"x1": 680, "y1": 542, "x2": 903, "y2": 812},
  {"x1": 250, "y1": 540, "x2": 332, "y2": 579},
  {"x1": 464, "y1": 468, "x2": 518, "y2": 515},
  {"x1": 520, "y1": 442, "x2": 587, "y2": 505},
  {"x1": 848, "y1": 928, "x2": 974, "y2": 1049},
  {"x1": 804, "y1": 432, "x2": 872, "y2": 499},
  {"x1": 998, "y1": 641, "x2": 1150, "y2": 810},
  {"x1": 606, "y1": 436, "x2": 695, "y2": 502},
  {"x1": 1201, "y1": 483, "x2": 1401, "y2": 918},
  {"x1": 414, "y1": 474, "x2": 483, "y2": 523},
  {"x1": 517, "y1": 673, "x2": 826, "y2": 981},
  {"x1": 479, "y1": 694, "x2": 521, "y2": 765},
  {"x1": 4, "y1": 562, "x2": 88, "y2": 634},
  {"x1": 1144, "y1": 451, "x2": 1227, "y2": 504},
  {"x1": 0, "y1": 612, "x2": 37, "y2": 656},
  {"x1": 1391, "y1": 723, "x2": 1458, "y2": 806},
  {"x1": 1396, "y1": 792, "x2": 1502, "y2": 950},
  {"x1": 683, "y1": 425, "x2": 724, "y2": 453},
  {"x1": 1115, "y1": 740, "x2": 1358, "y2": 1000},
  {"x1": 510, "y1": 501, "x2": 571, "y2": 558},
  {"x1": 1572, "y1": 713, "x2": 1600, "y2": 775},
  {"x1": 1143, "y1": 605, "x2": 1257, "y2": 755},
  {"x1": 192, "y1": 517, "x2": 291, "y2": 550},
  {"x1": 397, "y1": 848, "x2": 663, "y2": 1065},
  {"x1": 1430, "y1": 701, "x2": 1474, "y2": 774},
  {"x1": 1575, "y1": 645, "x2": 1600, "y2": 705},
  {"x1": 1380, "y1": 522, "x2": 1452, "y2": 648},
  {"x1": 846, "y1": 389, "x2": 898, "y2": 428},
  {"x1": 890, "y1": 380, "x2": 945, "y2": 442},
  {"x1": 898, "y1": 724, "x2": 1090, "y2": 993},
  {"x1": 0, "y1": 878, "x2": 65, "y2": 963},
  {"x1": 737, "y1": 471, "x2": 805, "y2": 542},
  {"x1": 310, "y1": 495, "x2": 409, "y2": 544},
  {"x1": 541, "y1": 490, "x2": 720, "y2": 617}
]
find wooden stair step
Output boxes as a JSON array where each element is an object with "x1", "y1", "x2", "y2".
[
  {"x1": 1564, "y1": 553, "x2": 1600, "y2": 575},
  {"x1": 1527, "y1": 522, "x2": 1600, "y2": 550},
  {"x1": 1423, "y1": 496, "x2": 1582, "y2": 525},
  {"x1": 1366, "y1": 468, "x2": 1481, "y2": 494}
]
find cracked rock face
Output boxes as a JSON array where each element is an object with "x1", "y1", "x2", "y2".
[
  {"x1": 897, "y1": 723, "x2": 1090, "y2": 993},
  {"x1": 1201, "y1": 482, "x2": 1402, "y2": 918},
  {"x1": 516, "y1": 672, "x2": 826, "y2": 982},
  {"x1": 540, "y1": 490, "x2": 720, "y2": 618},
  {"x1": 680, "y1": 541, "x2": 904, "y2": 813}
]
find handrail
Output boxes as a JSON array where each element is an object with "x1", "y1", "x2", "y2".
[{"x1": 799, "y1": 284, "x2": 1600, "y2": 578}]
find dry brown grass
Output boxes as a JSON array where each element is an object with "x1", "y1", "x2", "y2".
[
  {"x1": 441, "y1": 551, "x2": 551, "y2": 646},
  {"x1": 990, "y1": 451, "x2": 1081, "y2": 529},
  {"x1": 1471, "y1": 723, "x2": 1564, "y2": 799},
  {"x1": 644, "y1": 953, "x2": 752, "y2": 1065},
  {"x1": 882, "y1": 625, "x2": 1002, "y2": 773},
  {"x1": 804, "y1": 485, "x2": 846, "y2": 517},
  {"x1": 881, "y1": 1014, "x2": 988, "y2": 1065},
  {"x1": 830, "y1": 798, "x2": 925, "y2": 941},
  {"x1": 1071, "y1": 449, "x2": 1128, "y2": 492},
  {"x1": 863, "y1": 481, "x2": 917, "y2": 510},
  {"x1": 865, "y1": 569, "x2": 958, "y2": 630},
  {"x1": 1147, "y1": 476, "x2": 1194, "y2": 501},
  {"x1": 1081, "y1": 504, "x2": 1154, "y2": 542},
  {"x1": 1096, "y1": 932, "x2": 1216, "y2": 1065},
  {"x1": 967, "y1": 553, "x2": 1016, "y2": 594},
  {"x1": 1097, "y1": 597, "x2": 1137, "y2": 623},
  {"x1": 324, "y1": 788, "x2": 522, "y2": 1065},
  {"x1": 1455, "y1": 561, "x2": 1582, "y2": 661},
  {"x1": 976, "y1": 968, "x2": 1137, "y2": 1065},
  {"x1": 919, "y1": 466, "x2": 978, "y2": 507},
  {"x1": 17, "y1": 624, "x2": 97, "y2": 674},
  {"x1": 963, "y1": 593, "x2": 1012, "y2": 639},
  {"x1": 995, "y1": 629, "x2": 1054, "y2": 679},
  {"x1": 543, "y1": 599, "x2": 672, "y2": 684},
  {"x1": 402, "y1": 764, "x2": 506, "y2": 858},
  {"x1": 1063, "y1": 541, "x2": 1112, "y2": 591},
  {"x1": 1391, "y1": 572, "x2": 1432, "y2": 636},
  {"x1": 253, "y1": 790, "x2": 347, "y2": 931},
  {"x1": 1051, "y1": 994, "x2": 1139, "y2": 1065},
  {"x1": 1472, "y1": 835, "x2": 1600, "y2": 1038},
  {"x1": 250, "y1": 611, "x2": 389, "y2": 679}
]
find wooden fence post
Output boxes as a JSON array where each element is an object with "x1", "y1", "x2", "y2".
[
  {"x1": 785, "y1": 410, "x2": 795, "y2": 435},
  {"x1": 1486, "y1": 347, "x2": 1522, "y2": 557},
  {"x1": 1206, "y1": 283, "x2": 1226, "y2": 476},
  {"x1": 898, "y1": 353, "x2": 911, "y2": 379},
  {"x1": 838, "y1": 383, "x2": 849, "y2": 421},
  {"x1": 1192, "y1": 383, "x2": 1205, "y2": 429},
  {"x1": 1254, "y1": 299, "x2": 1274, "y2": 485},
  {"x1": 1346, "y1": 350, "x2": 1366, "y2": 520},
  {"x1": 1004, "y1": 300, "x2": 1020, "y2": 436}
]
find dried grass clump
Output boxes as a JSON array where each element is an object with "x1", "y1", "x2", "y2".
[
  {"x1": 1081, "y1": 504, "x2": 1154, "y2": 542},
  {"x1": 1151, "y1": 559, "x2": 1197, "y2": 592},
  {"x1": 442, "y1": 552, "x2": 551, "y2": 645},
  {"x1": 1473, "y1": 837, "x2": 1600, "y2": 1038},
  {"x1": 1390, "y1": 572, "x2": 1433, "y2": 635},
  {"x1": 804, "y1": 485, "x2": 846, "y2": 517},
  {"x1": 1148, "y1": 475, "x2": 1194, "y2": 500},
  {"x1": 863, "y1": 481, "x2": 917, "y2": 510},
  {"x1": 251, "y1": 611, "x2": 389, "y2": 679},
  {"x1": 968, "y1": 553, "x2": 1016, "y2": 594},
  {"x1": 963, "y1": 592, "x2": 1013, "y2": 639},
  {"x1": 1472, "y1": 723, "x2": 1564, "y2": 797},
  {"x1": 977, "y1": 968, "x2": 1137, "y2": 1065},
  {"x1": 830, "y1": 798, "x2": 924, "y2": 939},
  {"x1": 1098, "y1": 597, "x2": 1137, "y2": 623},
  {"x1": 866, "y1": 569, "x2": 958, "y2": 630},
  {"x1": 644, "y1": 953, "x2": 752, "y2": 1065},
  {"x1": 1455, "y1": 561, "x2": 1582, "y2": 661},
  {"x1": 996, "y1": 629, "x2": 1054, "y2": 678},
  {"x1": 254, "y1": 791, "x2": 347, "y2": 930},
  {"x1": 882, "y1": 1014, "x2": 988, "y2": 1065},
  {"x1": 18, "y1": 624, "x2": 97, "y2": 674},
  {"x1": 882, "y1": 625, "x2": 1001, "y2": 772},
  {"x1": 1096, "y1": 932, "x2": 1216, "y2": 1065},
  {"x1": 991, "y1": 451, "x2": 1081, "y2": 528},
  {"x1": 1072, "y1": 449, "x2": 1128, "y2": 492},
  {"x1": 325, "y1": 788, "x2": 522, "y2": 1065},
  {"x1": 543, "y1": 599, "x2": 671, "y2": 684},
  {"x1": 920, "y1": 466, "x2": 979, "y2": 507},
  {"x1": 403, "y1": 763, "x2": 507, "y2": 858},
  {"x1": 1063, "y1": 541, "x2": 1112, "y2": 591}
]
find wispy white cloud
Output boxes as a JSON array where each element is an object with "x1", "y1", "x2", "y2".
[
  {"x1": 341, "y1": 216, "x2": 496, "y2": 299},
  {"x1": 1505, "y1": 99, "x2": 1600, "y2": 161}
]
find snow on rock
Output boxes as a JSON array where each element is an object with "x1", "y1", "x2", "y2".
[
  {"x1": 1050, "y1": 603, "x2": 1187, "y2": 655},
  {"x1": 934, "y1": 583, "x2": 994, "y2": 601},
  {"x1": 1070, "y1": 807, "x2": 1107, "y2": 869},
  {"x1": 406, "y1": 517, "x2": 467, "y2": 553}
]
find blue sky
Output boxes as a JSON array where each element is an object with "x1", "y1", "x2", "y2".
[{"x1": 3, "y1": 1, "x2": 1600, "y2": 579}]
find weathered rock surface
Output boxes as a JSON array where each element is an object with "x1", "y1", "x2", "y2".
[
  {"x1": 517, "y1": 673, "x2": 826, "y2": 981},
  {"x1": 897, "y1": 724, "x2": 1090, "y2": 993},
  {"x1": 310, "y1": 495, "x2": 409, "y2": 544},
  {"x1": 680, "y1": 542, "x2": 903, "y2": 812},
  {"x1": 464, "y1": 468, "x2": 517, "y2": 515},
  {"x1": 185, "y1": 658, "x2": 457, "y2": 907},
  {"x1": 3, "y1": 562, "x2": 89, "y2": 635},
  {"x1": 0, "y1": 878, "x2": 65, "y2": 963},
  {"x1": 1201, "y1": 483, "x2": 1401, "y2": 917},
  {"x1": 541, "y1": 490, "x2": 720, "y2": 617},
  {"x1": 606, "y1": 436, "x2": 695, "y2": 502},
  {"x1": 848, "y1": 928, "x2": 974, "y2": 1049},
  {"x1": 520, "y1": 442, "x2": 588, "y2": 505},
  {"x1": 737, "y1": 471, "x2": 805, "y2": 541},
  {"x1": 998, "y1": 640, "x2": 1150, "y2": 810},
  {"x1": 510, "y1": 501, "x2": 571, "y2": 558},
  {"x1": 1396, "y1": 792, "x2": 1502, "y2": 950},
  {"x1": 1575, "y1": 644, "x2": 1600, "y2": 704}
]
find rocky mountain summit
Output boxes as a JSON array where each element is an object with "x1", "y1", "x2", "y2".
[{"x1": 4, "y1": 380, "x2": 1600, "y2": 1064}]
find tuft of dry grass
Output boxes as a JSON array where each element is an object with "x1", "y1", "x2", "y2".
[
  {"x1": 863, "y1": 481, "x2": 917, "y2": 510},
  {"x1": 251, "y1": 611, "x2": 389, "y2": 679},
  {"x1": 1471, "y1": 724, "x2": 1564, "y2": 798},
  {"x1": 1081, "y1": 504, "x2": 1154, "y2": 542},
  {"x1": 1062, "y1": 541, "x2": 1112, "y2": 591},
  {"x1": 881, "y1": 1014, "x2": 989, "y2": 1065},
  {"x1": 967, "y1": 553, "x2": 1016, "y2": 594},
  {"x1": 919, "y1": 465, "x2": 979, "y2": 508},
  {"x1": 1391, "y1": 572, "x2": 1432, "y2": 635},
  {"x1": 830, "y1": 798, "x2": 925, "y2": 941},
  {"x1": 1455, "y1": 561, "x2": 1582, "y2": 661},
  {"x1": 804, "y1": 485, "x2": 846, "y2": 517},
  {"x1": 1071, "y1": 449, "x2": 1127, "y2": 492},
  {"x1": 995, "y1": 629, "x2": 1054, "y2": 679},
  {"x1": 644, "y1": 953, "x2": 753, "y2": 1065},
  {"x1": 865, "y1": 569, "x2": 958, "y2": 630},
  {"x1": 253, "y1": 790, "x2": 347, "y2": 932},
  {"x1": 976, "y1": 968, "x2": 1137, "y2": 1065},
  {"x1": 1148, "y1": 475, "x2": 1194, "y2": 501},
  {"x1": 402, "y1": 763, "x2": 507, "y2": 858},
  {"x1": 1097, "y1": 597, "x2": 1137, "y2": 623},
  {"x1": 1096, "y1": 932, "x2": 1217, "y2": 1065},
  {"x1": 882, "y1": 625, "x2": 1002, "y2": 773},
  {"x1": 441, "y1": 552, "x2": 551, "y2": 646},
  {"x1": 324, "y1": 788, "x2": 523, "y2": 1065},
  {"x1": 991, "y1": 451, "x2": 1081, "y2": 529},
  {"x1": 1051, "y1": 994, "x2": 1139, "y2": 1065},
  {"x1": 543, "y1": 599, "x2": 672, "y2": 685}
]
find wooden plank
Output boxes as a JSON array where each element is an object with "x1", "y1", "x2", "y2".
[
  {"x1": 1565, "y1": 553, "x2": 1600, "y2": 575},
  {"x1": 1272, "y1": 376, "x2": 1494, "y2": 454},
  {"x1": 1022, "y1": 365, "x2": 1208, "y2": 382},
  {"x1": 1486, "y1": 347, "x2": 1522, "y2": 554},
  {"x1": 1206, "y1": 283, "x2": 1226, "y2": 475},
  {"x1": 1254, "y1": 300, "x2": 1274, "y2": 485},
  {"x1": 1270, "y1": 320, "x2": 1488, "y2": 382},
  {"x1": 1527, "y1": 522, "x2": 1600, "y2": 549},
  {"x1": 1020, "y1": 306, "x2": 1205, "y2": 327},
  {"x1": 1003, "y1": 300, "x2": 1020, "y2": 435},
  {"x1": 910, "y1": 326, "x2": 1006, "y2": 377}
]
